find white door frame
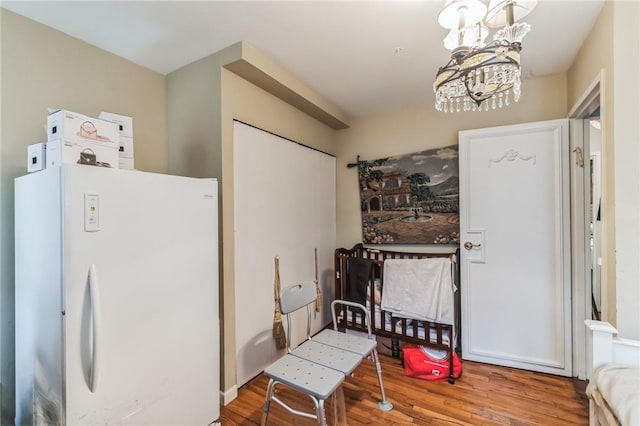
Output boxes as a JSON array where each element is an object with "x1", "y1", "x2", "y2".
[
  {"x1": 569, "y1": 118, "x2": 591, "y2": 380},
  {"x1": 568, "y1": 70, "x2": 603, "y2": 380}
]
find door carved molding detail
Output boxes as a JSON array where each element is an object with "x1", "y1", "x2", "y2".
[{"x1": 488, "y1": 149, "x2": 536, "y2": 168}]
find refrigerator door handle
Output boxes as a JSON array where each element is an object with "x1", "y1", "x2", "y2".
[{"x1": 88, "y1": 264, "x2": 102, "y2": 393}]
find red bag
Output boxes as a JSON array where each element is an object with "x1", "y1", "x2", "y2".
[{"x1": 402, "y1": 345, "x2": 462, "y2": 382}]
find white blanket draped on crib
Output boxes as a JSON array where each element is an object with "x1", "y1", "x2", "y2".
[{"x1": 380, "y1": 257, "x2": 455, "y2": 325}]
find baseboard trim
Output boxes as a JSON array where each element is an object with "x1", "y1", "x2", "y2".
[{"x1": 221, "y1": 385, "x2": 238, "y2": 406}]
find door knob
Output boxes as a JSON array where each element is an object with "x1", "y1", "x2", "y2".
[{"x1": 463, "y1": 241, "x2": 481, "y2": 250}]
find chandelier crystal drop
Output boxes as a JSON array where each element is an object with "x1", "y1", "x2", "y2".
[{"x1": 433, "y1": 0, "x2": 537, "y2": 113}]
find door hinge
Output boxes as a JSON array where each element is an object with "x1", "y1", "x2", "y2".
[{"x1": 573, "y1": 147, "x2": 584, "y2": 168}]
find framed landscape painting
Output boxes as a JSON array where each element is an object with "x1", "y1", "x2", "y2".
[{"x1": 358, "y1": 144, "x2": 460, "y2": 245}]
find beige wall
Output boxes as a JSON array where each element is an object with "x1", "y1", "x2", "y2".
[
  {"x1": 166, "y1": 45, "x2": 337, "y2": 400},
  {"x1": 167, "y1": 54, "x2": 223, "y2": 179},
  {"x1": 0, "y1": 10, "x2": 167, "y2": 422},
  {"x1": 567, "y1": 0, "x2": 640, "y2": 339},
  {"x1": 612, "y1": 0, "x2": 639, "y2": 339},
  {"x1": 567, "y1": 0, "x2": 616, "y2": 328},
  {"x1": 335, "y1": 74, "x2": 568, "y2": 248}
]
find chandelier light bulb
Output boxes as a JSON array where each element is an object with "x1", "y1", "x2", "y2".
[{"x1": 443, "y1": 23, "x2": 489, "y2": 51}]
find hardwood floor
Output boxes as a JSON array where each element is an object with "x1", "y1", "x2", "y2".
[{"x1": 219, "y1": 354, "x2": 589, "y2": 425}]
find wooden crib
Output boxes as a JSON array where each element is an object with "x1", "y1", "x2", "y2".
[{"x1": 334, "y1": 243, "x2": 461, "y2": 384}]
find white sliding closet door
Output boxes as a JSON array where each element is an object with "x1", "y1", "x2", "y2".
[{"x1": 233, "y1": 121, "x2": 336, "y2": 387}]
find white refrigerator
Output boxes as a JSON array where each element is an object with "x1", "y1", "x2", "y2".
[{"x1": 15, "y1": 164, "x2": 220, "y2": 425}]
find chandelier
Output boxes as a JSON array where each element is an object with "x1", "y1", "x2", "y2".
[{"x1": 433, "y1": 0, "x2": 537, "y2": 112}]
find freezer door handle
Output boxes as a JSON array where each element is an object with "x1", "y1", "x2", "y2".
[{"x1": 88, "y1": 264, "x2": 102, "y2": 393}]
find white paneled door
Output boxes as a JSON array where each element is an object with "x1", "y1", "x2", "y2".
[{"x1": 459, "y1": 119, "x2": 572, "y2": 376}]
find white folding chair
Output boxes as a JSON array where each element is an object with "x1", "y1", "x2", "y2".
[
  {"x1": 261, "y1": 282, "x2": 392, "y2": 426},
  {"x1": 262, "y1": 282, "x2": 348, "y2": 425}
]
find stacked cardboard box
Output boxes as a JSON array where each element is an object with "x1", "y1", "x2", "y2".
[
  {"x1": 26, "y1": 142, "x2": 46, "y2": 173},
  {"x1": 45, "y1": 110, "x2": 120, "y2": 169},
  {"x1": 99, "y1": 112, "x2": 134, "y2": 170}
]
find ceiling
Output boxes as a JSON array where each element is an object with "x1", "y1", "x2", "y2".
[{"x1": 2, "y1": 0, "x2": 604, "y2": 118}]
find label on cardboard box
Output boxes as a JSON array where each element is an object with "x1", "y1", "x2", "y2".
[
  {"x1": 47, "y1": 110, "x2": 120, "y2": 149},
  {"x1": 27, "y1": 142, "x2": 45, "y2": 173},
  {"x1": 46, "y1": 138, "x2": 119, "y2": 169},
  {"x1": 99, "y1": 111, "x2": 133, "y2": 138}
]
